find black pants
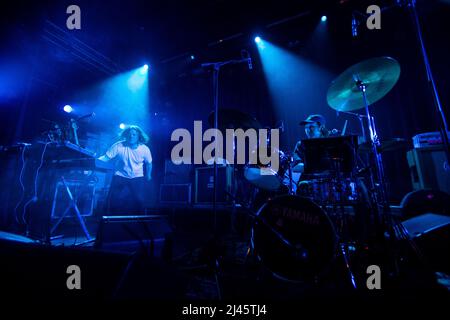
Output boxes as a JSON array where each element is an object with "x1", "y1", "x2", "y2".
[{"x1": 106, "y1": 175, "x2": 146, "y2": 215}]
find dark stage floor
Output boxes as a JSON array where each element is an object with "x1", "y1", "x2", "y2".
[{"x1": 1, "y1": 205, "x2": 449, "y2": 305}]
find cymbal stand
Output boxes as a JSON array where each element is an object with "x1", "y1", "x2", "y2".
[
  {"x1": 355, "y1": 79, "x2": 389, "y2": 211},
  {"x1": 355, "y1": 78, "x2": 404, "y2": 278}
]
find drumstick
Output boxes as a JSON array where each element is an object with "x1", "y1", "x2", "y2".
[{"x1": 341, "y1": 120, "x2": 348, "y2": 136}]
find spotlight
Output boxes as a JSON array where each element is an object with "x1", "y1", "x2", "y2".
[
  {"x1": 190, "y1": 55, "x2": 195, "y2": 60},
  {"x1": 254, "y1": 36, "x2": 262, "y2": 43},
  {"x1": 63, "y1": 105, "x2": 73, "y2": 113},
  {"x1": 139, "y1": 64, "x2": 149, "y2": 75},
  {"x1": 321, "y1": 16, "x2": 327, "y2": 22},
  {"x1": 119, "y1": 123, "x2": 126, "y2": 130}
]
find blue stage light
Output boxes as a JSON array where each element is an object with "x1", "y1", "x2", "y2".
[
  {"x1": 254, "y1": 36, "x2": 262, "y2": 43},
  {"x1": 63, "y1": 105, "x2": 73, "y2": 113},
  {"x1": 190, "y1": 55, "x2": 195, "y2": 60},
  {"x1": 139, "y1": 64, "x2": 149, "y2": 75},
  {"x1": 321, "y1": 16, "x2": 327, "y2": 22},
  {"x1": 119, "y1": 123, "x2": 126, "y2": 130}
]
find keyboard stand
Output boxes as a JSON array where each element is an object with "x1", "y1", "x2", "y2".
[{"x1": 50, "y1": 176, "x2": 93, "y2": 244}]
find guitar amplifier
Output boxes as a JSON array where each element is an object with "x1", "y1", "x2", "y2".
[
  {"x1": 194, "y1": 166, "x2": 232, "y2": 204},
  {"x1": 406, "y1": 147, "x2": 450, "y2": 194},
  {"x1": 412, "y1": 131, "x2": 450, "y2": 149}
]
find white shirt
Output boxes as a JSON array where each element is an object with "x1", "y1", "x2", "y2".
[{"x1": 104, "y1": 141, "x2": 152, "y2": 179}]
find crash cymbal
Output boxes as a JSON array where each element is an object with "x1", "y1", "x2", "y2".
[
  {"x1": 208, "y1": 108, "x2": 262, "y2": 130},
  {"x1": 358, "y1": 137, "x2": 410, "y2": 153},
  {"x1": 327, "y1": 57, "x2": 401, "y2": 112}
]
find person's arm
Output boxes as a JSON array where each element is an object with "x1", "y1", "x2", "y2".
[
  {"x1": 98, "y1": 142, "x2": 119, "y2": 161},
  {"x1": 145, "y1": 162, "x2": 152, "y2": 181},
  {"x1": 292, "y1": 141, "x2": 304, "y2": 173},
  {"x1": 143, "y1": 146, "x2": 153, "y2": 181}
]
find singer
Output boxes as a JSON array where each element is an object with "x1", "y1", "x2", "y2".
[{"x1": 98, "y1": 125, "x2": 152, "y2": 215}]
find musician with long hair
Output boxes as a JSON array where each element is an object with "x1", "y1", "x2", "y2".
[{"x1": 99, "y1": 125, "x2": 152, "y2": 214}]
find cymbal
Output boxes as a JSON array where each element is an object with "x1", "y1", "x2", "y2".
[
  {"x1": 358, "y1": 138, "x2": 410, "y2": 153},
  {"x1": 327, "y1": 57, "x2": 401, "y2": 112},
  {"x1": 208, "y1": 108, "x2": 262, "y2": 130}
]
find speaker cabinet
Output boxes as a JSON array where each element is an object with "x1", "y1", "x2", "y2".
[
  {"x1": 194, "y1": 166, "x2": 232, "y2": 204},
  {"x1": 402, "y1": 213, "x2": 450, "y2": 273},
  {"x1": 407, "y1": 147, "x2": 450, "y2": 194},
  {"x1": 94, "y1": 215, "x2": 173, "y2": 256}
]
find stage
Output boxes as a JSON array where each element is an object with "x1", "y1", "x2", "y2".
[{"x1": 1, "y1": 0, "x2": 450, "y2": 310}]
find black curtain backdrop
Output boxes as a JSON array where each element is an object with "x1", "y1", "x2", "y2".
[{"x1": 1, "y1": 1, "x2": 449, "y2": 204}]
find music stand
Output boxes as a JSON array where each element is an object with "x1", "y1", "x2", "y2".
[{"x1": 302, "y1": 135, "x2": 358, "y2": 176}]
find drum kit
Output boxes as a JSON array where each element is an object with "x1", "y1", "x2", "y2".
[{"x1": 213, "y1": 57, "x2": 407, "y2": 284}]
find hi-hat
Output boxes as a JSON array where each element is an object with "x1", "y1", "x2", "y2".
[{"x1": 327, "y1": 57, "x2": 401, "y2": 111}]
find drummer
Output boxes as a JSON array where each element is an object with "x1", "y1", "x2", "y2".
[{"x1": 293, "y1": 114, "x2": 329, "y2": 171}]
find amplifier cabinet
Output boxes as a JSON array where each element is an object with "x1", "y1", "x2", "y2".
[
  {"x1": 406, "y1": 147, "x2": 450, "y2": 193},
  {"x1": 194, "y1": 166, "x2": 232, "y2": 204}
]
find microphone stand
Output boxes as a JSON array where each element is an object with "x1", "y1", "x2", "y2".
[
  {"x1": 201, "y1": 57, "x2": 252, "y2": 234},
  {"x1": 337, "y1": 110, "x2": 368, "y2": 143},
  {"x1": 406, "y1": 0, "x2": 450, "y2": 165},
  {"x1": 375, "y1": 0, "x2": 450, "y2": 164},
  {"x1": 200, "y1": 56, "x2": 251, "y2": 300}
]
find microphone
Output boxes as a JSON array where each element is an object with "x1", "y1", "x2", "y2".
[
  {"x1": 352, "y1": 14, "x2": 358, "y2": 37},
  {"x1": 241, "y1": 50, "x2": 253, "y2": 70},
  {"x1": 76, "y1": 112, "x2": 95, "y2": 121}
]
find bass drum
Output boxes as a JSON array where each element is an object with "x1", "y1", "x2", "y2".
[{"x1": 251, "y1": 195, "x2": 337, "y2": 282}]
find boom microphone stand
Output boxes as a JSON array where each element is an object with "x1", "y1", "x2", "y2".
[
  {"x1": 406, "y1": 0, "x2": 450, "y2": 165},
  {"x1": 200, "y1": 54, "x2": 252, "y2": 299}
]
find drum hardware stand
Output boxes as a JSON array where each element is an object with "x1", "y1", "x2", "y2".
[
  {"x1": 355, "y1": 78, "x2": 405, "y2": 279},
  {"x1": 330, "y1": 156, "x2": 359, "y2": 289},
  {"x1": 286, "y1": 153, "x2": 296, "y2": 195}
]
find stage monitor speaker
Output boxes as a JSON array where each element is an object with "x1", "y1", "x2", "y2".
[
  {"x1": 400, "y1": 189, "x2": 450, "y2": 220},
  {"x1": 407, "y1": 147, "x2": 450, "y2": 194},
  {"x1": 194, "y1": 166, "x2": 232, "y2": 204},
  {"x1": 94, "y1": 215, "x2": 173, "y2": 257},
  {"x1": 402, "y1": 213, "x2": 450, "y2": 273}
]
